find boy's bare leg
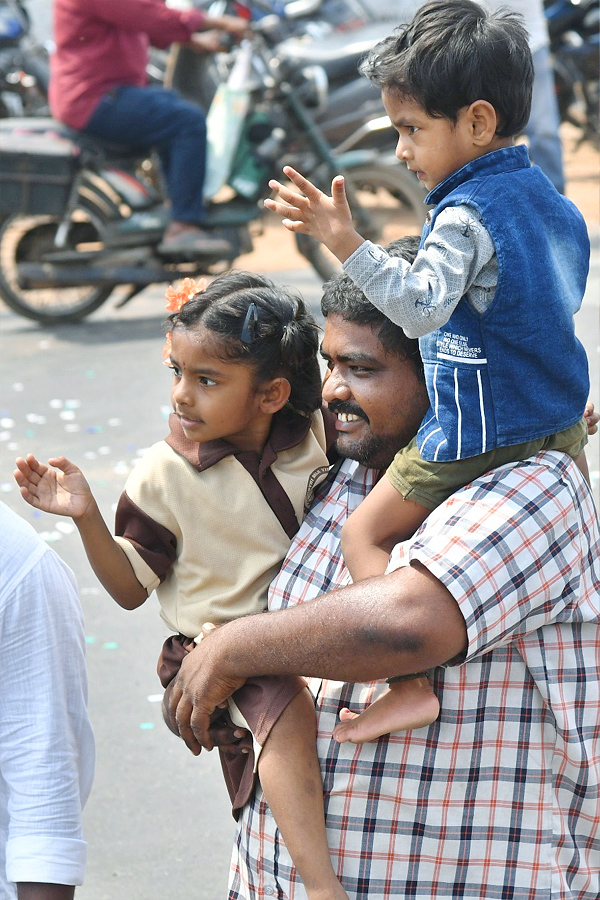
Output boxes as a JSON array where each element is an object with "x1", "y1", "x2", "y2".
[
  {"x1": 258, "y1": 688, "x2": 349, "y2": 900},
  {"x1": 333, "y1": 676, "x2": 440, "y2": 744}
]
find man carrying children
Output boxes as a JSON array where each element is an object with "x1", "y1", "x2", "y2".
[
  {"x1": 168, "y1": 1, "x2": 599, "y2": 896},
  {"x1": 168, "y1": 240, "x2": 599, "y2": 898}
]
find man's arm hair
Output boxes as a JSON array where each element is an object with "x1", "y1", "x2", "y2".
[{"x1": 169, "y1": 561, "x2": 467, "y2": 753}]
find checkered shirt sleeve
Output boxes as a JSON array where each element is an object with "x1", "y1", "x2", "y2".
[{"x1": 228, "y1": 453, "x2": 600, "y2": 900}]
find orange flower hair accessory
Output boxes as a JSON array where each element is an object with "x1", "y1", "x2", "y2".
[{"x1": 162, "y1": 277, "x2": 207, "y2": 364}]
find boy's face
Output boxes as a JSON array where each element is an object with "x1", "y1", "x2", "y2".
[{"x1": 383, "y1": 90, "x2": 479, "y2": 192}]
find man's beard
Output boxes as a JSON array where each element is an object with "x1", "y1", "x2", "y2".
[
  {"x1": 336, "y1": 430, "x2": 405, "y2": 470},
  {"x1": 328, "y1": 400, "x2": 407, "y2": 470}
]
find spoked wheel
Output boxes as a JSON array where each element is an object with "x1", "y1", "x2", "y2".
[
  {"x1": 295, "y1": 162, "x2": 428, "y2": 283},
  {"x1": 0, "y1": 199, "x2": 115, "y2": 325}
]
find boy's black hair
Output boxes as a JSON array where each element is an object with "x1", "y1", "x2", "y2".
[
  {"x1": 320, "y1": 235, "x2": 424, "y2": 381},
  {"x1": 361, "y1": 0, "x2": 533, "y2": 137},
  {"x1": 166, "y1": 270, "x2": 322, "y2": 416}
]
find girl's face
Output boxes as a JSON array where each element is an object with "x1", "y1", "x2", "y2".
[{"x1": 168, "y1": 326, "x2": 272, "y2": 452}]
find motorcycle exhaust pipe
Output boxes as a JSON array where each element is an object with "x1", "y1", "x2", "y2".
[{"x1": 17, "y1": 262, "x2": 170, "y2": 289}]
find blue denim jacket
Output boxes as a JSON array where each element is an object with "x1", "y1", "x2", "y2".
[{"x1": 417, "y1": 145, "x2": 589, "y2": 462}]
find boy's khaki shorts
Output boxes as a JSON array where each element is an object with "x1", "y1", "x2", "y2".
[{"x1": 387, "y1": 419, "x2": 588, "y2": 510}]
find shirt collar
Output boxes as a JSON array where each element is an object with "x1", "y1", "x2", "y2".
[
  {"x1": 425, "y1": 144, "x2": 531, "y2": 206},
  {"x1": 165, "y1": 410, "x2": 312, "y2": 473}
]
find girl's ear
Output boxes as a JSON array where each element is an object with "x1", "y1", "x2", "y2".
[
  {"x1": 259, "y1": 377, "x2": 292, "y2": 414},
  {"x1": 468, "y1": 100, "x2": 499, "y2": 146}
]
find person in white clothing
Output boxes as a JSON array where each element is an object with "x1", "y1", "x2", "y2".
[{"x1": 0, "y1": 500, "x2": 95, "y2": 900}]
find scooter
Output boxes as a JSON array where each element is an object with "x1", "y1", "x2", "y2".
[
  {"x1": 0, "y1": 8, "x2": 426, "y2": 325},
  {"x1": 0, "y1": 0, "x2": 49, "y2": 117}
]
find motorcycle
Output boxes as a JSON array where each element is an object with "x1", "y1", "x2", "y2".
[
  {"x1": 0, "y1": 0, "x2": 50, "y2": 118},
  {"x1": 545, "y1": 0, "x2": 599, "y2": 148},
  {"x1": 0, "y1": 6, "x2": 426, "y2": 325}
]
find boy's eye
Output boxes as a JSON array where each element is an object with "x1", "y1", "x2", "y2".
[{"x1": 406, "y1": 125, "x2": 419, "y2": 135}]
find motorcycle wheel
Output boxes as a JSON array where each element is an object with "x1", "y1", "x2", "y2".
[
  {"x1": 0, "y1": 199, "x2": 115, "y2": 325},
  {"x1": 295, "y1": 162, "x2": 428, "y2": 283}
]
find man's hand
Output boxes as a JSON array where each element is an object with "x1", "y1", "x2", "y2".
[
  {"x1": 189, "y1": 29, "x2": 229, "y2": 53},
  {"x1": 14, "y1": 454, "x2": 95, "y2": 520},
  {"x1": 264, "y1": 166, "x2": 364, "y2": 263},
  {"x1": 202, "y1": 14, "x2": 249, "y2": 39},
  {"x1": 167, "y1": 628, "x2": 246, "y2": 755}
]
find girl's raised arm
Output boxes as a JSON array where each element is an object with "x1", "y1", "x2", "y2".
[{"x1": 14, "y1": 454, "x2": 147, "y2": 611}]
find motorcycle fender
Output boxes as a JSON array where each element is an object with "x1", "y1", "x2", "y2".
[{"x1": 100, "y1": 167, "x2": 154, "y2": 210}]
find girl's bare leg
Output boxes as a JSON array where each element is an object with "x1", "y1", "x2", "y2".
[
  {"x1": 333, "y1": 676, "x2": 440, "y2": 744},
  {"x1": 258, "y1": 688, "x2": 348, "y2": 900}
]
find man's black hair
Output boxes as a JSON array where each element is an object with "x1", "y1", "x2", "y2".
[
  {"x1": 361, "y1": 0, "x2": 533, "y2": 137},
  {"x1": 320, "y1": 235, "x2": 424, "y2": 381}
]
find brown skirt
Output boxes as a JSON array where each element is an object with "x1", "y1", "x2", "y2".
[{"x1": 158, "y1": 634, "x2": 306, "y2": 818}]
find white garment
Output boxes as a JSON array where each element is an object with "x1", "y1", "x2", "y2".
[{"x1": 0, "y1": 502, "x2": 95, "y2": 896}]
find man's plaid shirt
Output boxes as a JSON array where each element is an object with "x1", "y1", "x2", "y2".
[{"x1": 228, "y1": 451, "x2": 600, "y2": 900}]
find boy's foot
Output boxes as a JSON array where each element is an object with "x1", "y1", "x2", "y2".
[{"x1": 333, "y1": 676, "x2": 440, "y2": 744}]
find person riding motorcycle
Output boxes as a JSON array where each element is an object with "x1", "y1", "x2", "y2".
[{"x1": 49, "y1": 0, "x2": 248, "y2": 257}]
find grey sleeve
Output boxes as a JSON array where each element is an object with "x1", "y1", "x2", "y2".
[{"x1": 342, "y1": 204, "x2": 497, "y2": 338}]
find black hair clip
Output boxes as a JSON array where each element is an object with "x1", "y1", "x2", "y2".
[{"x1": 241, "y1": 301, "x2": 259, "y2": 343}]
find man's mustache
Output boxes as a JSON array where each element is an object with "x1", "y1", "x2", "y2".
[{"x1": 327, "y1": 400, "x2": 369, "y2": 423}]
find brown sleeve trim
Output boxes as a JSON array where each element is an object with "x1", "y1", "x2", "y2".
[{"x1": 114, "y1": 491, "x2": 177, "y2": 583}]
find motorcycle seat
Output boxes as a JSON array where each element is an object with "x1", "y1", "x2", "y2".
[
  {"x1": 0, "y1": 117, "x2": 149, "y2": 161},
  {"x1": 277, "y1": 21, "x2": 392, "y2": 83}
]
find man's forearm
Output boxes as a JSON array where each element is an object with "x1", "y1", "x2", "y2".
[
  {"x1": 170, "y1": 563, "x2": 467, "y2": 751},
  {"x1": 17, "y1": 885, "x2": 75, "y2": 900},
  {"x1": 216, "y1": 563, "x2": 465, "y2": 681}
]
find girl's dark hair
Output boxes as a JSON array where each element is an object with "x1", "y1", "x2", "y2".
[
  {"x1": 166, "y1": 271, "x2": 322, "y2": 416},
  {"x1": 361, "y1": 0, "x2": 533, "y2": 137}
]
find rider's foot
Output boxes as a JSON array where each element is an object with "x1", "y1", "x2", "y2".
[{"x1": 157, "y1": 222, "x2": 231, "y2": 258}]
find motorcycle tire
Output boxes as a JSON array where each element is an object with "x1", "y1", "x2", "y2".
[
  {"x1": 295, "y1": 162, "x2": 428, "y2": 284},
  {"x1": 0, "y1": 196, "x2": 115, "y2": 325}
]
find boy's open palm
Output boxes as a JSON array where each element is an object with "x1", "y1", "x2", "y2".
[
  {"x1": 14, "y1": 454, "x2": 94, "y2": 520},
  {"x1": 265, "y1": 166, "x2": 364, "y2": 262}
]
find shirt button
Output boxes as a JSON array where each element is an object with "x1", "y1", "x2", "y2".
[{"x1": 264, "y1": 887, "x2": 276, "y2": 896}]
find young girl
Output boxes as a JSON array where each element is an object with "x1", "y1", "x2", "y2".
[{"x1": 14, "y1": 271, "x2": 348, "y2": 900}]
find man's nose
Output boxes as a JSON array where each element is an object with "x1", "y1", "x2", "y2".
[{"x1": 322, "y1": 367, "x2": 351, "y2": 402}]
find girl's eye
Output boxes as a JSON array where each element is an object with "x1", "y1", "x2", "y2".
[
  {"x1": 407, "y1": 125, "x2": 419, "y2": 135},
  {"x1": 167, "y1": 363, "x2": 181, "y2": 377},
  {"x1": 199, "y1": 376, "x2": 217, "y2": 387}
]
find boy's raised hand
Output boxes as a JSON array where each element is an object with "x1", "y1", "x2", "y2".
[
  {"x1": 14, "y1": 454, "x2": 95, "y2": 520},
  {"x1": 265, "y1": 166, "x2": 364, "y2": 263}
]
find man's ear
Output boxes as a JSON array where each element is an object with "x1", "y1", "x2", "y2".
[
  {"x1": 467, "y1": 100, "x2": 499, "y2": 146},
  {"x1": 259, "y1": 377, "x2": 292, "y2": 414}
]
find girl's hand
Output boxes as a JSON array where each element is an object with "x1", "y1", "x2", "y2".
[
  {"x1": 584, "y1": 400, "x2": 598, "y2": 435},
  {"x1": 14, "y1": 454, "x2": 95, "y2": 520},
  {"x1": 264, "y1": 166, "x2": 364, "y2": 263}
]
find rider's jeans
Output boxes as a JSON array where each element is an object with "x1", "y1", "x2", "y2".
[{"x1": 84, "y1": 84, "x2": 208, "y2": 224}]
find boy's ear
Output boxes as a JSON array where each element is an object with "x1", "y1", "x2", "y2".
[
  {"x1": 467, "y1": 100, "x2": 499, "y2": 146},
  {"x1": 259, "y1": 377, "x2": 292, "y2": 414}
]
